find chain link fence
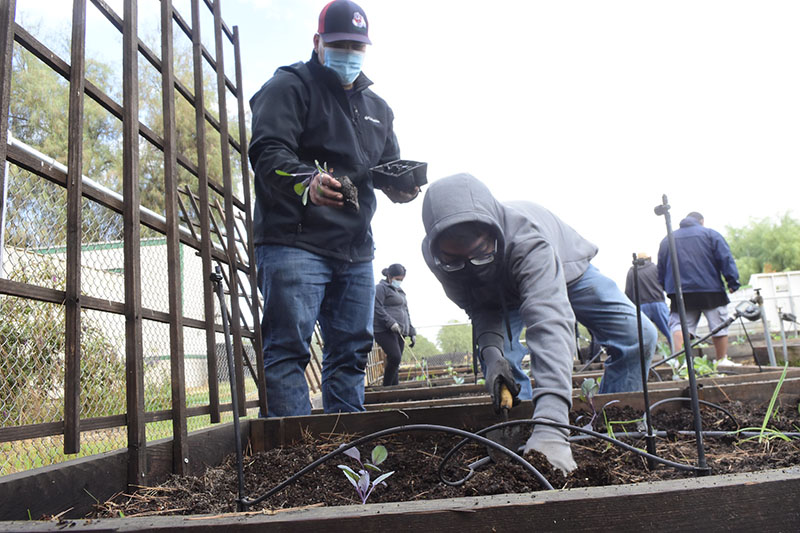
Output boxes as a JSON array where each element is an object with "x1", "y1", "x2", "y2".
[{"x1": 0, "y1": 160, "x2": 260, "y2": 476}]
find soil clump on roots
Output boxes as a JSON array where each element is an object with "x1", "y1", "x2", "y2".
[{"x1": 90, "y1": 399, "x2": 800, "y2": 518}]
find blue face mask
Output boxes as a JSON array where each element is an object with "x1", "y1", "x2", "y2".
[
  {"x1": 391, "y1": 279, "x2": 402, "y2": 289},
  {"x1": 323, "y1": 47, "x2": 365, "y2": 85}
]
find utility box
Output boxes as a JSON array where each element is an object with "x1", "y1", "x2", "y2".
[{"x1": 747, "y1": 271, "x2": 800, "y2": 335}]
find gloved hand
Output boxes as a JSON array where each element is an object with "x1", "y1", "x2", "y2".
[
  {"x1": 481, "y1": 346, "x2": 521, "y2": 413},
  {"x1": 390, "y1": 323, "x2": 402, "y2": 335},
  {"x1": 409, "y1": 335, "x2": 416, "y2": 348},
  {"x1": 381, "y1": 185, "x2": 419, "y2": 204},
  {"x1": 523, "y1": 423, "x2": 577, "y2": 476}
]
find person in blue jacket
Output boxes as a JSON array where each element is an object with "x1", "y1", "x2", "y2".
[
  {"x1": 248, "y1": 0, "x2": 418, "y2": 417},
  {"x1": 373, "y1": 264, "x2": 416, "y2": 386},
  {"x1": 657, "y1": 212, "x2": 741, "y2": 367}
]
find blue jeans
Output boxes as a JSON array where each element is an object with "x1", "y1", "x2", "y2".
[
  {"x1": 505, "y1": 265, "x2": 657, "y2": 398},
  {"x1": 641, "y1": 301, "x2": 671, "y2": 340},
  {"x1": 256, "y1": 244, "x2": 375, "y2": 417}
]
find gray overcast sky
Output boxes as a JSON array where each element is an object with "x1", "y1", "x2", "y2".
[{"x1": 20, "y1": 1, "x2": 800, "y2": 341}]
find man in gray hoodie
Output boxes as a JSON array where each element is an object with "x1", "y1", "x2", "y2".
[{"x1": 421, "y1": 174, "x2": 657, "y2": 474}]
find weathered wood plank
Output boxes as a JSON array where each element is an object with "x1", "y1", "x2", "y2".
[
  {"x1": 121, "y1": 0, "x2": 146, "y2": 489},
  {"x1": 211, "y1": 0, "x2": 246, "y2": 417},
  {"x1": 62, "y1": 0, "x2": 87, "y2": 455},
  {"x1": 161, "y1": 0, "x2": 189, "y2": 476},
  {"x1": 0, "y1": 0, "x2": 15, "y2": 274}
]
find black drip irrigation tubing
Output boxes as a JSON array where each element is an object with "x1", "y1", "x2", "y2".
[
  {"x1": 438, "y1": 419, "x2": 706, "y2": 487},
  {"x1": 569, "y1": 430, "x2": 800, "y2": 442},
  {"x1": 239, "y1": 424, "x2": 554, "y2": 510},
  {"x1": 647, "y1": 397, "x2": 741, "y2": 430},
  {"x1": 234, "y1": 395, "x2": 784, "y2": 508}
]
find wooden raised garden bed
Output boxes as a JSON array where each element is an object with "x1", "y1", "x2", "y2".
[{"x1": 2, "y1": 371, "x2": 800, "y2": 530}]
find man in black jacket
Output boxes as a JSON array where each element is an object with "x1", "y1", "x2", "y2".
[
  {"x1": 248, "y1": 0, "x2": 417, "y2": 417},
  {"x1": 625, "y1": 252, "x2": 672, "y2": 351}
]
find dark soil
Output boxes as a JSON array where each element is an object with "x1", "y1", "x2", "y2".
[
  {"x1": 91, "y1": 399, "x2": 800, "y2": 518},
  {"x1": 338, "y1": 175, "x2": 359, "y2": 213}
]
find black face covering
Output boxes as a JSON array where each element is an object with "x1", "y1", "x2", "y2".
[
  {"x1": 447, "y1": 258, "x2": 500, "y2": 286},
  {"x1": 468, "y1": 260, "x2": 499, "y2": 285}
]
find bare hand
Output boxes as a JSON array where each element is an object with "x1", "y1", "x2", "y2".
[
  {"x1": 382, "y1": 185, "x2": 419, "y2": 204},
  {"x1": 309, "y1": 172, "x2": 343, "y2": 208}
]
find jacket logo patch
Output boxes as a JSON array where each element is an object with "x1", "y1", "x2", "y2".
[
  {"x1": 352, "y1": 12, "x2": 366, "y2": 28},
  {"x1": 364, "y1": 115, "x2": 381, "y2": 124}
]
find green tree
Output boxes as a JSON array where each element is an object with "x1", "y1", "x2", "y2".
[
  {"x1": 437, "y1": 321, "x2": 472, "y2": 354},
  {"x1": 403, "y1": 334, "x2": 439, "y2": 360},
  {"x1": 726, "y1": 213, "x2": 800, "y2": 285},
  {"x1": 8, "y1": 26, "x2": 242, "y2": 236}
]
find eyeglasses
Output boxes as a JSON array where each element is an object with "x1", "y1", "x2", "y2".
[{"x1": 435, "y1": 240, "x2": 497, "y2": 273}]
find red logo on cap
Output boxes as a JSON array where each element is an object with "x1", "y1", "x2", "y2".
[{"x1": 352, "y1": 12, "x2": 366, "y2": 29}]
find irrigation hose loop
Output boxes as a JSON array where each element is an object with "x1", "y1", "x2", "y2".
[
  {"x1": 242, "y1": 424, "x2": 553, "y2": 509},
  {"x1": 647, "y1": 398, "x2": 740, "y2": 431},
  {"x1": 447, "y1": 419, "x2": 705, "y2": 474}
]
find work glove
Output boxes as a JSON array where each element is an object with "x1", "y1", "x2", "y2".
[
  {"x1": 390, "y1": 323, "x2": 402, "y2": 335},
  {"x1": 481, "y1": 346, "x2": 521, "y2": 413},
  {"x1": 409, "y1": 335, "x2": 416, "y2": 348},
  {"x1": 382, "y1": 186, "x2": 419, "y2": 204},
  {"x1": 523, "y1": 423, "x2": 577, "y2": 476}
]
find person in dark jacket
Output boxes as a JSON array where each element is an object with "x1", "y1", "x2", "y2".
[
  {"x1": 421, "y1": 174, "x2": 657, "y2": 475},
  {"x1": 373, "y1": 264, "x2": 416, "y2": 386},
  {"x1": 625, "y1": 252, "x2": 671, "y2": 347},
  {"x1": 657, "y1": 212, "x2": 741, "y2": 367},
  {"x1": 248, "y1": 1, "x2": 418, "y2": 417}
]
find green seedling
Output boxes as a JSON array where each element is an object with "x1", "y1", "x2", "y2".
[
  {"x1": 736, "y1": 362, "x2": 791, "y2": 445},
  {"x1": 667, "y1": 354, "x2": 719, "y2": 380},
  {"x1": 444, "y1": 361, "x2": 464, "y2": 385},
  {"x1": 337, "y1": 444, "x2": 394, "y2": 504},
  {"x1": 576, "y1": 377, "x2": 618, "y2": 431},
  {"x1": 276, "y1": 160, "x2": 328, "y2": 205}
]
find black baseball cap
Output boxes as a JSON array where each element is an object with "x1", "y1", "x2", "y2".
[{"x1": 318, "y1": 0, "x2": 371, "y2": 44}]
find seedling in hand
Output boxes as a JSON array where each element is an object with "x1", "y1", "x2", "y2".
[
  {"x1": 277, "y1": 160, "x2": 359, "y2": 212},
  {"x1": 276, "y1": 160, "x2": 328, "y2": 206},
  {"x1": 337, "y1": 444, "x2": 394, "y2": 504}
]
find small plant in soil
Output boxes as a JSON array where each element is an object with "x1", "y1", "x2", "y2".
[
  {"x1": 444, "y1": 361, "x2": 464, "y2": 385},
  {"x1": 576, "y1": 377, "x2": 619, "y2": 431},
  {"x1": 337, "y1": 444, "x2": 394, "y2": 504},
  {"x1": 667, "y1": 353, "x2": 719, "y2": 380},
  {"x1": 276, "y1": 160, "x2": 359, "y2": 213}
]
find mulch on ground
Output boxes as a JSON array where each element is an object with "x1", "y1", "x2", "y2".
[{"x1": 90, "y1": 398, "x2": 800, "y2": 518}]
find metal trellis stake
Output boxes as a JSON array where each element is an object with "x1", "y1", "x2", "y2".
[
  {"x1": 754, "y1": 289, "x2": 777, "y2": 366},
  {"x1": 211, "y1": 266, "x2": 247, "y2": 511},
  {"x1": 632, "y1": 253, "x2": 656, "y2": 468},
  {"x1": 654, "y1": 195, "x2": 709, "y2": 474}
]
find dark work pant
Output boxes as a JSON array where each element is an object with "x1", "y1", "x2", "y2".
[{"x1": 375, "y1": 330, "x2": 405, "y2": 386}]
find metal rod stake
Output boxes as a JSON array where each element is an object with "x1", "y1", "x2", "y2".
[
  {"x1": 211, "y1": 266, "x2": 246, "y2": 511},
  {"x1": 654, "y1": 195, "x2": 708, "y2": 473}
]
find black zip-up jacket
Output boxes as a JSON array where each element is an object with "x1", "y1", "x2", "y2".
[
  {"x1": 624, "y1": 259, "x2": 666, "y2": 304},
  {"x1": 373, "y1": 279, "x2": 416, "y2": 336},
  {"x1": 248, "y1": 51, "x2": 400, "y2": 262}
]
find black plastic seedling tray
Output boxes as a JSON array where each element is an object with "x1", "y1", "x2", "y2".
[{"x1": 371, "y1": 159, "x2": 428, "y2": 191}]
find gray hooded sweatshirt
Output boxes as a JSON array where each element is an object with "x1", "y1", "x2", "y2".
[{"x1": 421, "y1": 174, "x2": 598, "y2": 424}]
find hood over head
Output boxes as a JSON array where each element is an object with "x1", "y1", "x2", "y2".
[{"x1": 421, "y1": 173, "x2": 506, "y2": 262}]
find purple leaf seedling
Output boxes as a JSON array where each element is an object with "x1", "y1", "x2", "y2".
[
  {"x1": 275, "y1": 160, "x2": 328, "y2": 206},
  {"x1": 337, "y1": 444, "x2": 394, "y2": 504},
  {"x1": 276, "y1": 160, "x2": 359, "y2": 213},
  {"x1": 576, "y1": 377, "x2": 619, "y2": 431}
]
